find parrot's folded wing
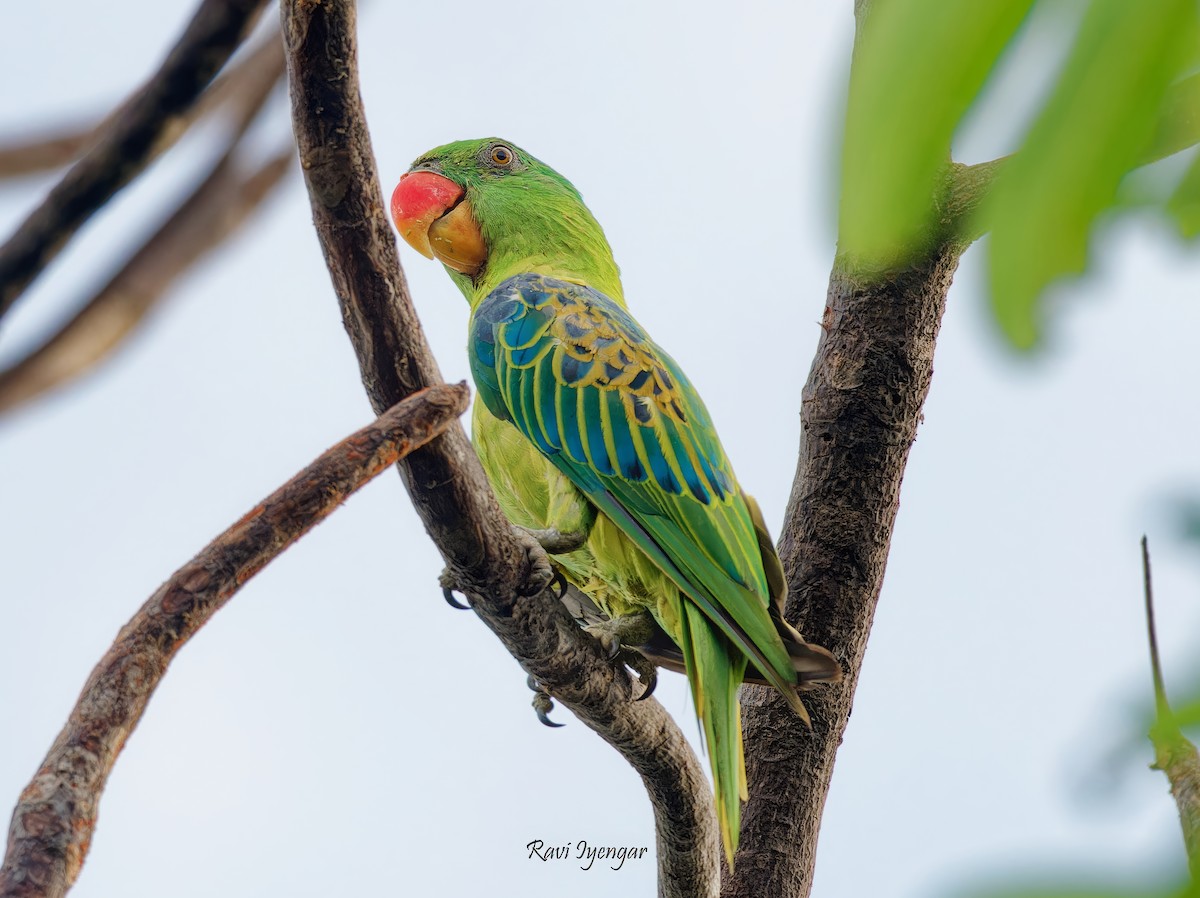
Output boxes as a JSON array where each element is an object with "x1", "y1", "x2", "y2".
[{"x1": 470, "y1": 272, "x2": 804, "y2": 700}]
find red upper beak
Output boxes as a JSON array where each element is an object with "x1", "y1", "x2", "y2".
[
  {"x1": 390, "y1": 170, "x2": 464, "y2": 259},
  {"x1": 391, "y1": 170, "x2": 488, "y2": 275}
]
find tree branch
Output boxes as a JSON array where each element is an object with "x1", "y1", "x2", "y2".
[
  {"x1": 726, "y1": 243, "x2": 959, "y2": 898},
  {"x1": 0, "y1": 130, "x2": 97, "y2": 181},
  {"x1": 0, "y1": 0, "x2": 270, "y2": 320},
  {"x1": 0, "y1": 384, "x2": 470, "y2": 898},
  {"x1": 0, "y1": 148, "x2": 290, "y2": 415},
  {"x1": 280, "y1": 2, "x2": 718, "y2": 894},
  {"x1": 0, "y1": 31, "x2": 284, "y2": 182},
  {"x1": 0, "y1": 49, "x2": 290, "y2": 417},
  {"x1": 1142, "y1": 537, "x2": 1200, "y2": 878}
]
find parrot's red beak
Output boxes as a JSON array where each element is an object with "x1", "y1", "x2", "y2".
[{"x1": 391, "y1": 171, "x2": 487, "y2": 276}]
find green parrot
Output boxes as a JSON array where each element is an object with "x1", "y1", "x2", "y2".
[{"x1": 390, "y1": 138, "x2": 840, "y2": 863}]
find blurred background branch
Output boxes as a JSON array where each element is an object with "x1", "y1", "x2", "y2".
[
  {"x1": 0, "y1": 0, "x2": 270, "y2": 320},
  {"x1": 0, "y1": 33, "x2": 289, "y2": 415}
]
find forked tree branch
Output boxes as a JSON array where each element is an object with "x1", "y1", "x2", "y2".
[
  {"x1": 728, "y1": 13, "x2": 1200, "y2": 896},
  {"x1": 0, "y1": 0, "x2": 271, "y2": 320},
  {"x1": 0, "y1": 384, "x2": 470, "y2": 898},
  {"x1": 728, "y1": 243, "x2": 960, "y2": 898},
  {"x1": 280, "y1": 2, "x2": 719, "y2": 895}
]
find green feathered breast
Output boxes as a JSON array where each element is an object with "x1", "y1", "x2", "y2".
[{"x1": 469, "y1": 272, "x2": 797, "y2": 698}]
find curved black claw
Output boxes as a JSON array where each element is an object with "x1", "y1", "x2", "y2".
[
  {"x1": 532, "y1": 691, "x2": 565, "y2": 728},
  {"x1": 634, "y1": 664, "x2": 658, "y2": 701},
  {"x1": 549, "y1": 570, "x2": 569, "y2": 600},
  {"x1": 442, "y1": 587, "x2": 471, "y2": 610},
  {"x1": 619, "y1": 650, "x2": 658, "y2": 701}
]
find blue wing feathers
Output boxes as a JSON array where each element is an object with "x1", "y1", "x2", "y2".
[
  {"x1": 558, "y1": 381, "x2": 586, "y2": 463},
  {"x1": 581, "y1": 386, "x2": 613, "y2": 475}
]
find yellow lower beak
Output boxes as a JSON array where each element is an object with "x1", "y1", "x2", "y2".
[{"x1": 428, "y1": 200, "x2": 487, "y2": 276}]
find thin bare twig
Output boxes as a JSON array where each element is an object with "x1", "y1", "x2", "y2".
[
  {"x1": 280, "y1": 2, "x2": 719, "y2": 895},
  {"x1": 0, "y1": 0, "x2": 271, "y2": 320},
  {"x1": 0, "y1": 383, "x2": 470, "y2": 898},
  {"x1": 1144, "y1": 537, "x2": 1171, "y2": 722},
  {"x1": 0, "y1": 44, "x2": 290, "y2": 417},
  {"x1": 1142, "y1": 537, "x2": 1200, "y2": 878}
]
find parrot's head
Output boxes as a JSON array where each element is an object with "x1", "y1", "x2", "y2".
[{"x1": 391, "y1": 138, "x2": 622, "y2": 303}]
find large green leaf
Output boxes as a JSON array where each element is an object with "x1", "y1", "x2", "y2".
[
  {"x1": 984, "y1": 0, "x2": 1199, "y2": 348},
  {"x1": 839, "y1": 0, "x2": 1035, "y2": 268}
]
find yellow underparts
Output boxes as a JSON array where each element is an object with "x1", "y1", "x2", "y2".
[{"x1": 471, "y1": 402, "x2": 682, "y2": 639}]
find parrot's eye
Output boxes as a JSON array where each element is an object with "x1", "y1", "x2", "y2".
[{"x1": 490, "y1": 145, "x2": 514, "y2": 166}]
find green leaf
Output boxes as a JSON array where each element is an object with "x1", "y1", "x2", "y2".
[
  {"x1": 1142, "y1": 73, "x2": 1200, "y2": 165},
  {"x1": 1167, "y1": 149, "x2": 1200, "y2": 238},
  {"x1": 839, "y1": 0, "x2": 1035, "y2": 268},
  {"x1": 984, "y1": 0, "x2": 1199, "y2": 349}
]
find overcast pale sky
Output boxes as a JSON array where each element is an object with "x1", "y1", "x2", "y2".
[{"x1": 3, "y1": 3, "x2": 1200, "y2": 896}]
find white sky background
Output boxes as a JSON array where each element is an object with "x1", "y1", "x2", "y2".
[{"x1": 2, "y1": 2, "x2": 1199, "y2": 896}]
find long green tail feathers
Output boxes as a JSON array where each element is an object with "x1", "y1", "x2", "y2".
[{"x1": 679, "y1": 600, "x2": 751, "y2": 866}]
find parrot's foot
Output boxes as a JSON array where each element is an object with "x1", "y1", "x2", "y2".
[
  {"x1": 439, "y1": 534, "x2": 569, "y2": 607},
  {"x1": 438, "y1": 568, "x2": 471, "y2": 610},
  {"x1": 526, "y1": 674, "x2": 566, "y2": 728},
  {"x1": 584, "y1": 612, "x2": 658, "y2": 658},
  {"x1": 584, "y1": 612, "x2": 660, "y2": 700},
  {"x1": 511, "y1": 525, "x2": 557, "y2": 597},
  {"x1": 518, "y1": 525, "x2": 589, "y2": 555}
]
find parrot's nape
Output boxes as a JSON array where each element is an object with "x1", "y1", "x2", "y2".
[{"x1": 389, "y1": 138, "x2": 841, "y2": 866}]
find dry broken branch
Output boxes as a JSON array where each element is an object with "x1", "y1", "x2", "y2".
[
  {"x1": 280, "y1": 2, "x2": 719, "y2": 894},
  {"x1": 0, "y1": 0, "x2": 271, "y2": 320},
  {"x1": 0, "y1": 383, "x2": 470, "y2": 898}
]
